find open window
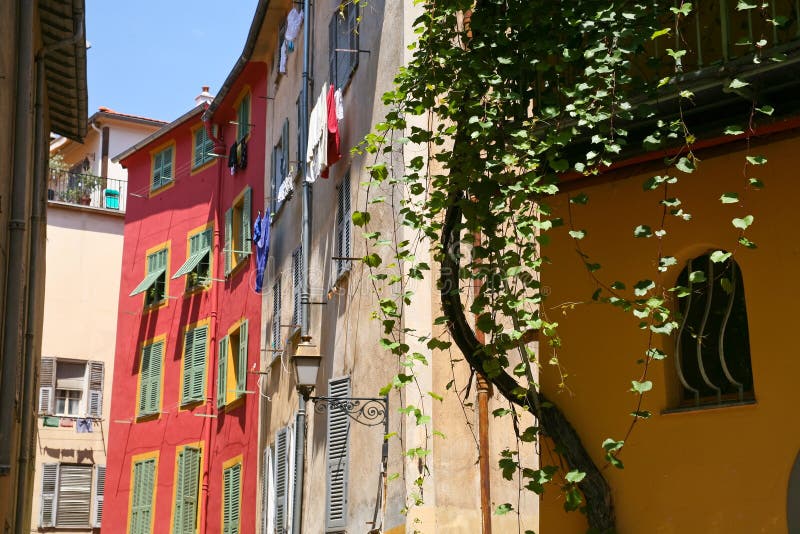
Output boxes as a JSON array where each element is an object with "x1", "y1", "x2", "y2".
[
  {"x1": 224, "y1": 188, "x2": 252, "y2": 277},
  {"x1": 39, "y1": 358, "x2": 103, "y2": 418},
  {"x1": 40, "y1": 463, "x2": 105, "y2": 528},
  {"x1": 674, "y1": 253, "x2": 754, "y2": 407},
  {"x1": 130, "y1": 246, "x2": 169, "y2": 307},
  {"x1": 217, "y1": 320, "x2": 248, "y2": 407},
  {"x1": 173, "y1": 227, "x2": 212, "y2": 291}
]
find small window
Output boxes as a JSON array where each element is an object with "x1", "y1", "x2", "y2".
[
  {"x1": 193, "y1": 126, "x2": 215, "y2": 168},
  {"x1": 271, "y1": 280, "x2": 282, "y2": 351},
  {"x1": 39, "y1": 358, "x2": 103, "y2": 418},
  {"x1": 329, "y1": 2, "x2": 360, "y2": 89},
  {"x1": 222, "y1": 461, "x2": 242, "y2": 534},
  {"x1": 152, "y1": 146, "x2": 174, "y2": 191},
  {"x1": 217, "y1": 321, "x2": 248, "y2": 407},
  {"x1": 271, "y1": 119, "x2": 290, "y2": 213},
  {"x1": 173, "y1": 228, "x2": 212, "y2": 291},
  {"x1": 129, "y1": 456, "x2": 157, "y2": 534},
  {"x1": 224, "y1": 188, "x2": 252, "y2": 277},
  {"x1": 335, "y1": 174, "x2": 352, "y2": 276},
  {"x1": 173, "y1": 446, "x2": 201, "y2": 534},
  {"x1": 130, "y1": 247, "x2": 169, "y2": 307},
  {"x1": 40, "y1": 463, "x2": 103, "y2": 528},
  {"x1": 674, "y1": 253, "x2": 754, "y2": 407},
  {"x1": 139, "y1": 340, "x2": 164, "y2": 417},
  {"x1": 237, "y1": 93, "x2": 251, "y2": 141},
  {"x1": 181, "y1": 325, "x2": 208, "y2": 405}
]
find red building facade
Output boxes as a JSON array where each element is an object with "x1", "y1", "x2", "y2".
[{"x1": 104, "y1": 61, "x2": 267, "y2": 534}]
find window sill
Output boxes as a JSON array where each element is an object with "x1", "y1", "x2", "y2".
[
  {"x1": 136, "y1": 412, "x2": 161, "y2": 423},
  {"x1": 661, "y1": 398, "x2": 757, "y2": 416},
  {"x1": 179, "y1": 399, "x2": 205, "y2": 412},
  {"x1": 330, "y1": 265, "x2": 351, "y2": 294},
  {"x1": 184, "y1": 283, "x2": 211, "y2": 297},
  {"x1": 221, "y1": 395, "x2": 245, "y2": 413},
  {"x1": 227, "y1": 254, "x2": 251, "y2": 281},
  {"x1": 149, "y1": 180, "x2": 175, "y2": 198},
  {"x1": 143, "y1": 298, "x2": 168, "y2": 313}
]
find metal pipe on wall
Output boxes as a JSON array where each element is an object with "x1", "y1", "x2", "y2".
[{"x1": 293, "y1": 0, "x2": 312, "y2": 530}]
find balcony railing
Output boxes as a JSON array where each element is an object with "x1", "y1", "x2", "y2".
[{"x1": 48, "y1": 170, "x2": 127, "y2": 213}]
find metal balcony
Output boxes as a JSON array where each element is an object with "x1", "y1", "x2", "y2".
[{"x1": 48, "y1": 170, "x2": 127, "y2": 213}]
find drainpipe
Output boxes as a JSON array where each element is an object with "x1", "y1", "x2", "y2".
[
  {"x1": 200, "y1": 110, "x2": 225, "y2": 533},
  {"x1": 293, "y1": 0, "x2": 312, "y2": 531},
  {"x1": 0, "y1": 0, "x2": 35, "y2": 485},
  {"x1": 473, "y1": 233, "x2": 492, "y2": 534},
  {"x1": 12, "y1": 7, "x2": 86, "y2": 534}
]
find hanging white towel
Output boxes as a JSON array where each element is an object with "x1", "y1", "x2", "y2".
[{"x1": 305, "y1": 82, "x2": 329, "y2": 183}]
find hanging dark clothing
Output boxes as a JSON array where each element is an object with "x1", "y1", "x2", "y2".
[{"x1": 228, "y1": 141, "x2": 239, "y2": 174}]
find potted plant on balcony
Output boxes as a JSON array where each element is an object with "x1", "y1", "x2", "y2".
[{"x1": 58, "y1": 174, "x2": 102, "y2": 206}]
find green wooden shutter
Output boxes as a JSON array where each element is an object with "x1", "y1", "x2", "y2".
[
  {"x1": 173, "y1": 451, "x2": 185, "y2": 534},
  {"x1": 39, "y1": 357, "x2": 55, "y2": 414},
  {"x1": 40, "y1": 463, "x2": 58, "y2": 527},
  {"x1": 174, "y1": 448, "x2": 200, "y2": 534},
  {"x1": 130, "y1": 459, "x2": 155, "y2": 534},
  {"x1": 87, "y1": 361, "x2": 104, "y2": 418},
  {"x1": 223, "y1": 463, "x2": 241, "y2": 534},
  {"x1": 224, "y1": 208, "x2": 233, "y2": 276},
  {"x1": 140, "y1": 342, "x2": 163, "y2": 416},
  {"x1": 162, "y1": 147, "x2": 173, "y2": 185},
  {"x1": 237, "y1": 321, "x2": 248, "y2": 397},
  {"x1": 217, "y1": 337, "x2": 228, "y2": 408},
  {"x1": 326, "y1": 377, "x2": 351, "y2": 530},
  {"x1": 242, "y1": 187, "x2": 252, "y2": 258},
  {"x1": 138, "y1": 345, "x2": 152, "y2": 415},
  {"x1": 182, "y1": 327, "x2": 207, "y2": 404},
  {"x1": 237, "y1": 95, "x2": 250, "y2": 141},
  {"x1": 181, "y1": 331, "x2": 194, "y2": 404}
]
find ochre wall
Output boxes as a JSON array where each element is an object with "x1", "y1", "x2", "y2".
[{"x1": 540, "y1": 130, "x2": 800, "y2": 533}]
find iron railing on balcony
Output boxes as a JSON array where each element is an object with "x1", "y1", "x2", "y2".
[{"x1": 48, "y1": 170, "x2": 127, "y2": 213}]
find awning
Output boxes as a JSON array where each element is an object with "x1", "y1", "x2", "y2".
[
  {"x1": 171, "y1": 248, "x2": 210, "y2": 279},
  {"x1": 129, "y1": 268, "x2": 166, "y2": 296}
]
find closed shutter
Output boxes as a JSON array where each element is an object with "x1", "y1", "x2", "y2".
[
  {"x1": 131, "y1": 458, "x2": 156, "y2": 534},
  {"x1": 272, "y1": 281, "x2": 282, "y2": 350},
  {"x1": 182, "y1": 326, "x2": 208, "y2": 404},
  {"x1": 87, "y1": 361, "x2": 104, "y2": 417},
  {"x1": 286, "y1": 419, "x2": 296, "y2": 530},
  {"x1": 328, "y1": 13, "x2": 338, "y2": 88},
  {"x1": 39, "y1": 357, "x2": 55, "y2": 414},
  {"x1": 274, "y1": 428, "x2": 288, "y2": 532},
  {"x1": 242, "y1": 187, "x2": 252, "y2": 258},
  {"x1": 292, "y1": 247, "x2": 301, "y2": 328},
  {"x1": 237, "y1": 321, "x2": 248, "y2": 397},
  {"x1": 237, "y1": 94, "x2": 250, "y2": 141},
  {"x1": 281, "y1": 119, "x2": 289, "y2": 180},
  {"x1": 140, "y1": 342, "x2": 163, "y2": 416},
  {"x1": 326, "y1": 377, "x2": 351, "y2": 530},
  {"x1": 223, "y1": 463, "x2": 242, "y2": 534},
  {"x1": 224, "y1": 208, "x2": 233, "y2": 276},
  {"x1": 93, "y1": 464, "x2": 105, "y2": 528},
  {"x1": 261, "y1": 447, "x2": 274, "y2": 534},
  {"x1": 217, "y1": 337, "x2": 228, "y2": 408},
  {"x1": 175, "y1": 447, "x2": 200, "y2": 534},
  {"x1": 40, "y1": 463, "x2": 59, "y2": 527},
  {"x1": 336, "y1": 175, "x2": 351, "y2": 275},
  {"x1": 161, "y1": 147, "x2": 174, "y2": 184},
  {"x1": 56, "y1": 464, "x2": 92, "y2": 527}
]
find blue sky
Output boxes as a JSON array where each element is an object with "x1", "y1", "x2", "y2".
[{"x1": 86, "y1": 0, "x2": 259, "y2": 122}]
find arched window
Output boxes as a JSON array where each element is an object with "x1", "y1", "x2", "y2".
[{"x1": 674, "y1": 253, "x2": 754, "y2": 406}]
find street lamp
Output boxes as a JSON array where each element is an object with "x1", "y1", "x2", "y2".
[{"x1": 290, "y1": 337, "x2": 390, "y2": 532}]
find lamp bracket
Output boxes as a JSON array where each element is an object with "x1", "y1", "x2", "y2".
[{"x1": 310, "y1": 396, "x2": 388, "y2": 427}]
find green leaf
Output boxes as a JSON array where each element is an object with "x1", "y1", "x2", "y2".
[
  {"x1": 651, "y1": 28, "x2": 671, "y2": 40},
  {"x1": 732, "y1": 215, "x2": 754, "y2": 229},
  {"x1": 631, "y1": 410, "x2": 652, "y2": 418},
  {"x1": 748, "y1": 178, "x2": 764, "y2": 189},
  {"x1": 633, "y1": 225, "x2": 653, "y2": 238},
  {"x1": 631, "y1": 380, "x2": 653, "y2": 393},
  {"x1": 646, "y1": 348, "x2": 667, "y2": 360},
  {"x1": 728, "y1": 78, "x2": 750, "y2": 89},
  {"x1": 746, "y1": 155, "x2": 767, "y2": 165},
  {"x1": 756, "y1": 105, "x2": 774, "y2": 116},
  {"x1": 688, "y1": 270, "x2": 706, "y2": 283},
  {"x1": 720, "y1": 192, "x2": 739, "y2": 204},
  {"x1": 710, "y1": 250, "x2": 732, "y2": 263},
  {"x1": 352, "y1": 211, "x2": 371, "y2": 227},
  {"x1": 565, "y1": 470, "x2": 586, "y2": 483},
  {"x1": 675, "y1": 157, "x2": 695, "y2": 173},
  {"x1": 724, "y1": 125, "x2": 744, "y2": 135},
  {"x1": 633, "y1": 280, "x2": 655, "y2": 296},
  {"x1": 568, "y1": 229, "x2": 586, "y2": 240},
  {"x1": 570, "y1": 193, "x2": 589, "y2": 205},
  {"x1": 495, "y1": 503, "x2": 514, "y2": 516},
  {"x1": 364, "y1": 253, "x2": 382, "y2": 267},
  {"x1": 737, "y1": 0, "x2": 757, "y2": 9},
  {"x1": 738, "y1": 236, "x2": 758, "y2": 249}
]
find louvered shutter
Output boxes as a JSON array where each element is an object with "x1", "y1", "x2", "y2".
[
  {"x1": 40, "y1": 463, "x2": 58, "y2": 527},
  {"x1": 286, "y1": 419, "x2": 296, "y2": 530},
  {"x1": 223, "y1": 467, "x2": 231, "y2": 533},
  {"x1": 224, "y1": 208, "x2": 233, "y2": 276},
  {"x1": 174, "y1": 451, "x2": 185, "y2": 534},
  {"x1": 217, "y1": 337, "x2": 228, "y2": 408},
  {"x1": 230, "y1": 464, "x2": 241, "y2": 534},
  {"x1": 326, "y1": 377, "x2": 351, "y2": 530},
  {"x1": 139, "y1": 345, "x2": 152, "y2": 415},
  {"x1": 242, "y1": 187, "x2": 252, "y2": 258},
  {"x1": 149, "y1": 342, "x2": 163, "y2": 414},
  {"x1": 328, "y1": 13, "x2": 338, "y2": 87},
  {"x1": 56, "y1": 464, "x2": 92, "y2": 527},
  {"x1": 292, "y1": 248, "x2": 301, "y2": 328},
  {"x1": 175, "y1": 447, "x2": 200, "y2": 534},
  {"x1": 237, "y1": 321, "x2": 248, "y2": 397},
  {"x1": 181, "y1": 331, "x2": 194, "y2": 405},
  {"x1": 347, "y1": 2, "x2": 359, "y2": 77},
  {"x1": 281, "y1": 120, "x2": 289, "y2": 180},
  {"x1": 162, "y1": 147, "x2": 173, "y2": 184},
  {"x1": 261, "y1": 447, "x2": 274, "y2": 534},
  {"x1": 272, "y1": 281, "x2": 281, "y2": 350},
  {"x1": 87, "y1": 361, "x2": 103, "y2": 417},
  {"x1": 336, "y1": 176, "x2": 352, "y2": 275},
  {"x1": 131, "y1": 459, "x2": 155, "y2": 534},
  {"x1": 274, "y1": 428, "x2": 288, "y2": 532},
  {"x1": 192, "y1": 327, "x2": 208, "y2": 402},
  {"x1": 39, "y1": 357, "x2": 55, "y2": 414},
  {"x1": 93, "y1": 464, "x2": 105, "y2": 528}
]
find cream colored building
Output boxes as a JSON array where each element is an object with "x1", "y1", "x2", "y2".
[
  {"x1": 241, "y1": 0, "x2": 539, "y2": 532},
  {"x1": 28, "y1": 113, "x2": 161, "y2": 532}
]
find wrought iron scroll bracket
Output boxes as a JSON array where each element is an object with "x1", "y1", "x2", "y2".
[{"x1": 310, "y1": 396, "x2": 388, "y2": 427}]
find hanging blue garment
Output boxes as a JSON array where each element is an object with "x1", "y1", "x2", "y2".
[{"x1": 254, "y1": 212, "x2": 270, "y2": 292}]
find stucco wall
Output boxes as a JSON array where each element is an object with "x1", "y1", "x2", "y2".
[{"x1": 541, "y1": 131, "x2": 800, "y2": 533}]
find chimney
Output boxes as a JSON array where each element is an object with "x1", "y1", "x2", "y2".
[{"x1": 194, "y1": 86, "x2": 214, "y2": 106}]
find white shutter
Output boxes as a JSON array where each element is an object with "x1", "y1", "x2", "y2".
[
  {"x1": 40, "y1": 463, "x2": 59, "y2": 527},
  {"x1": 326, "y1": 377, "x2": 351, "y2": 530},
  {"x1": 262, "y1": 447, "x2": 274, "y2": 534},
  {"x1": 274, "y1": 428, "x2": 288, "y2": 532},
  {"x1": 286, "y1": 419, "x2": 296, "y2": 531},
  {"x1": 56, "y1": 464, "x2": 92, "y2": 527},
  {"x1": 87, "y1": 361, "x2": 104, "y2": 417},
  {"x1": 93, "y1": 464, "x2": 105, "y2": 527},
  {"x1": 39, "y1": 357, "x2": 55, "y2": 414}
]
